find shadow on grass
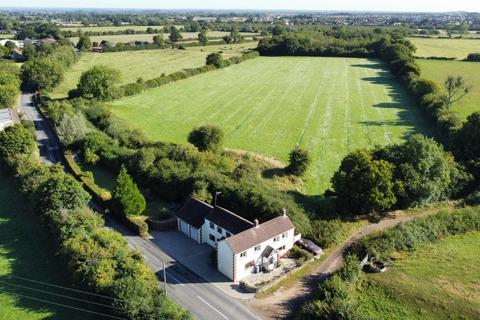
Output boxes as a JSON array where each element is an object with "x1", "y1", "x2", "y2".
[
  {"x1": 0, "y1": 171, "x2": 104, "y2": 320},
  {"x1": 356, "y1": 66, "x2": 436, "y2": 140}
]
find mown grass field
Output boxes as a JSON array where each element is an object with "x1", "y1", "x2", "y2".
[
  {"x1": 49, "y1": 43, "x2": 256, "y2": 99},
  {"x1": 0, "y1": 169, "x2": 95, "y2": 320},
  {"x1": 110, "y1": 56, "x2": 432, "y2": 194},
  {"x1": 418, "y1": 59, "x2": 480, "y2": 119},
  {"x1": 356, "y1": 231, "x2": 480, "y2": 320},
  {"x1": 409, "y1": 37, "x2": 480, "y2": 59},
  {"x1": 68, "y1": 31, "x2": 258, "y2": 45}
]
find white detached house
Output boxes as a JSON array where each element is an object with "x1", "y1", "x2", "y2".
[{"x1": 176, "y1": 198, "x2": 300, "y2": 282}]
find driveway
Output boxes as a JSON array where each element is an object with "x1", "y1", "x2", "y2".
[{"x1": 150, "y1": 230, "x2": 255, "y2": 300}]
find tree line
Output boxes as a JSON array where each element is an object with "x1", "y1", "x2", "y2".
[{"x1": 0, "y1": 123, "x2": 190, "y2": 319}]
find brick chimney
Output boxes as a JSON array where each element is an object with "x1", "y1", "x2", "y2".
[{"x1": 254, "y1": 218, "x2": 259, "y2": 227}]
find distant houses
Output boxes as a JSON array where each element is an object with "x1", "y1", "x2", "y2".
[{"x1": 176, "y1": 198, "x2": 300, "y2": 282}]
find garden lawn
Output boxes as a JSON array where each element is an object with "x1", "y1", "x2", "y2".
[
  {"x1": 68, "y1": 31, "x2": 258, "y2": 45},
  {"x1": 0, "y1": 169, "x2": 96, "y2": 320},
  {"x1": 356, "y1": 231, "x2": 480, "y2": 320},
  {"x1": 418, "y1": 59, "x2": 480, "y2": 120},
  {"x1": 48, "y1": 43, "x2": 256, "y2": 99},
  {"x1": 110, "y1": 56, "x2": 432, "y2": 194},
  {"x1": 408, "y1": 37, "x2": 480, "y2": 59}
]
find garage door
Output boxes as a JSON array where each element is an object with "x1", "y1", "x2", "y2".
[
  {"x1": 190, "y1": 228, "x2": 199, "y2": 243},
  {"x1": 180, "y1": 220, "x2": 189, "y2": 236}
]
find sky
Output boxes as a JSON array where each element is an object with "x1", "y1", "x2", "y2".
[{"x1": 0, "y1": 0, "x2": 479, "y2": 12}]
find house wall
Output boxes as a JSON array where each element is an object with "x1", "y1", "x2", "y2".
[
  {"x1": 233, "y1": 228, "x2": 296, "y2": 281},
  {"x1": 202, "y1": 218, "x2": 234, "y2": 248},
  {"x1": 217, "y1": 240, "x2": 234, "y2": 280}
]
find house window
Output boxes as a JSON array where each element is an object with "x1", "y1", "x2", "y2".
[
  {"x1": 209, "y1": 234, "x2": 216, "y2": 242},
  {"x1": 254, "y1": 245, "x2": 261, "y2": 251},
  {"x1": 226, "y1": 232, "x2": 232, "y2": 237},
  {"x1": 279, "y1": 245, "x2": 286, "y2": 250},
  {"x1": 209, "y1": 222, "x2": 214, "y2": 230},
  {"x1": 240, "y1": 251, "x2": 247, "y2": 258},
  {"x1": 273, "y1": 236, "x2": 280, "y2": 242},
  {"x1": 282, "y1": 232, "x2": 288, "y2": 238},
  {"x1": 245, "y1": 260, "x2": 255, "y2": 270},
  {"x1": 217, "y1": 226, "x2": 223, "y2": 233}
]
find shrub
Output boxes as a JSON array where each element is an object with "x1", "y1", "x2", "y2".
[
  {"x1": 287, "y1": 147, "x2": 311, "y2": 176},
  {"x1": 466, "y1": 53, "x2": 480, "y2": 62},
  {"x1": 310, "y1": 219, "x2": 348, "y2": 248},
  {"x1": 206, "y1": 52, "x2": 225, "y2": 68},
  {"x1": 77, "y1": 65, "x2": 121, "y2": 100},
  {"x1": 188, "y1": 125, "x2": 224, "y2": 152},
  {"x1": 113, "y1": 166, "x2": 146, "y2": 216}
]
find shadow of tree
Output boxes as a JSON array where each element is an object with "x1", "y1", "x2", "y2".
[{"x1": 0, "y1": 171, "x2": 101, "y2": 320}]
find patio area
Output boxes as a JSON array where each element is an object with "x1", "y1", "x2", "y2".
[{"x1": 242, "y1": 257, "x2": 298, "y2": 288}]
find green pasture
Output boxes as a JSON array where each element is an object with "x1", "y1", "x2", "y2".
[
  {"x1": 48, "y1": 43, "x2": 255, "y2": 99},
  {"x1": 356, "y1": 231, "x2": 480, "y2": 319},
  {"x1": 0, "y1": 169, "x2": 96, "y2": 320},
  {"x1": 60, "y1": 25, "x2": 177, "y2": 33},
  {"x1": 418, "y1": 59, "x2": 480, "y2": 119},
  {"x1": 110, "y1": 56, "x2": 432, "y2": 194},
  {"x1": 68, "y1": 31, "x2": 258, "y2": 45},
  {"x1": 409, "y1": 37, "x2": 480, "y2": 59}
]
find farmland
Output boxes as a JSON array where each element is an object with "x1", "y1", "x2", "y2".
[
  {"x1": 409, "y1": 37, "x2": 480, "y2": 59},
  {"x1": 356, "y1": 231, "x2": 480, "y2": 320},
  {"x1": 110, "y1": 56, "x2": 432, "y2": 194},
  {"x1": 60, "y1": 25, "x2": 178, "y2": 33},
  {"x1": 48, "y1": 43, "x2": 256, "y2": 99},
  {"x1": 68, "y1": 31, "x2": 258, "y2": 45},
  {"x1": 0, "y1": 169, "x2": 95, "y2": 320},
  {"x1": 418, "y1": 59, "x2": 480, "y2": 119}
]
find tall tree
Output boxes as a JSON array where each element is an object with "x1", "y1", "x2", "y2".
[
  {"x1": 332, "y1": 149, "x2": 398, "y2": 215},
  {"x1": 442, "y1": 76, "x2": 471, "y2": 110},
  {"x1": 152, "y1": 34, "x2": 164, "y2": 46},
  {"x1": 168, "y1": 26, "x2": 182, "y2": 43},
  {"x1": 77, "y1": 33, "x2": 92, "y2": 51},
  {"x1": 198, "y1": 30, "x2": 208, "y2": 46},
  {"x1": 77, "y1": 65, "x2": 121, "y2": 100},
  {"x1": 113, "y1": 166, "x2": 146, "y2": 217}
]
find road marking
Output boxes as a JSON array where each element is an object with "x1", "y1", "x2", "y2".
[
  {"x1": 197, "y1": 295, "x2": 229, "y2": 320},
  {"x1": 167, "y1": 272, "x2": 185, "y2": 286}
]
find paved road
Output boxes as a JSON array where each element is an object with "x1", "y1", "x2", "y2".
[
  {"x1": 19, "y1": 92, "x2": 259, "y2": 320},
  {"x1": 19, "y1": 92, "x2": 61, "y2": 164}
]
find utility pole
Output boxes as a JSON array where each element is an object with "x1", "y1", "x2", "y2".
[{"x1": 214, "y1": 191, "x2": 222, "y2": 206}]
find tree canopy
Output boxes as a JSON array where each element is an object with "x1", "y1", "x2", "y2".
[
  {"x1": 77, "y1": 65, "x2": 121, "y2": 100},
  {"x1": 287, "y1": 147, "x2": 311, "y2": 176},
  {"x1": 113, "y1": 166, "x2": 146, "y2": 217},
  {"x1": 188, "y1": 125, "x2": 224, "y2": 153}
]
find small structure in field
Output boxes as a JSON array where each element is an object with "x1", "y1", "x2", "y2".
[{"x1": 0, "y1": 108, "x2": 20, "y2": 131}]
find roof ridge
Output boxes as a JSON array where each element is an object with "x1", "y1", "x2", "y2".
[
  {"x1": 191, "y1": 197, "x2": 214, "y2": 208},
  {"x1": 213, "y1": 205, "x2": 255, "y2": 226}
]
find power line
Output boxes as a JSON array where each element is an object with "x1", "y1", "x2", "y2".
[
  {"x1": 7, "y1": 275, "x2": 119, "y2": 301},
  {"x1": 0, "y1": 279, "x2": 115, "y2": 309},
  {"x1": 2, "y1": 290, "x2": 127, "y2": 320}
]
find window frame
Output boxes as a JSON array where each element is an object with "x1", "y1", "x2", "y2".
[
  {"x1": 240, "y1": 251, "x2": 247, "y2": 258},
  {"x1": 209, "y1": 234, "x2": 216, "y2": 242},
  {"x1": 254, "y1": 245, "x2": 261, "y2": 251},
  {"x1": 209, "y1": 222, "x2": 214, "y2": 230}
]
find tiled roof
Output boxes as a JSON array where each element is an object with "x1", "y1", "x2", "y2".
[
  {"x1": 176, "y1": 198, "x2": 213, "y2": 229},
  {"x1": 206, "y1": 206, "x2": 254, "y2": 234},
  {"x1": 226, "y1": 215, "x2": 295, "y2": 254}
]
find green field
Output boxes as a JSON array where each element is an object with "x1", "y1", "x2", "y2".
[
  {"x1": 356, "y1": 231, "x2": 480, "y2": 319},
  {"x1": 68, "y1": 31, "x2": 258, "y2": 45},
  {"x1": 0, "y1": 169, "x2": 96, "y2": 320},
  {"x1": 49, "y1": 43, "x2": 255, "y2": 99},
  {"x1": 409, "y1": 37, "x2": 480, "y2": 59},
  {"x1": 110, "y1": 56, "x2": 432, "y2": 194},
  {"x1": 60, "y1": 25, "x2": 178, "y2": 33},
  {"x1": 418, "y1": 59, "x2": 480, "y2": 119}
]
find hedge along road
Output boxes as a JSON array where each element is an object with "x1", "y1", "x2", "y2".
[
  {"x1": 110, "y1": 56, "x2": 434, "y2": 194},
  {"x1": 20, "y1": 93, "x2": 259, "y2": 320}
]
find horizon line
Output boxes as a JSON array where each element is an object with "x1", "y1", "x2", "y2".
[{"x1": 0, "y1": 6, "x2": 478, "y2": 14}]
